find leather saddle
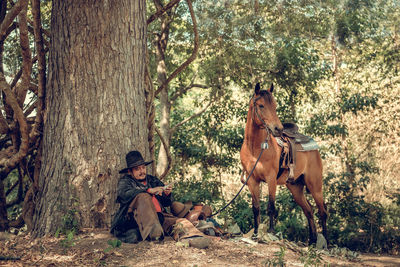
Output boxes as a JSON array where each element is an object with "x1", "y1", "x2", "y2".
[
  {"x1": 277, "y1": 122, "x2": 319, "y2": 184},
  {"x1": 282, "y1": 122, "x2": 312, "y2": 143}
]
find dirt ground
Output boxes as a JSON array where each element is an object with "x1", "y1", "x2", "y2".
[{"x1": 1, "y1": 229, "x2": 399, "y2": 267}]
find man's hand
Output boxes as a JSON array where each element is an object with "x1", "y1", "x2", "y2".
[
  {"x1": 163, "y1": 184, "x2": 172, "y2": 195},
  {"x1": 148, "y1": 187, "x2": 164, "y2": 196}
]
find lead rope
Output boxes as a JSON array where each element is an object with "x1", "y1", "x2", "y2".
[{"x1": 210, "y1": 139, "x2": 269, "y2": 217}]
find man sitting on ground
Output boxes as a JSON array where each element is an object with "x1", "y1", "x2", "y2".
[{"x1": 110, "y1": 150, "x2": 210, "y2": 248}]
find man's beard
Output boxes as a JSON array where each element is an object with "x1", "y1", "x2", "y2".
[{"x1": 135, "y1": 176, "x2": 146, "y2": 182}]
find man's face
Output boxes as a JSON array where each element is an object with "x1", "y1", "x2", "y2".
[{"x1": 130, "y1": 164, "x2": 146, "y2": 180}]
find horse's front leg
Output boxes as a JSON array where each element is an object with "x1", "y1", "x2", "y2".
[
  {"x1": 266, "y1": 177, "x2": 278, "y2": 233},
  {"x1": 247, "y1": 179, "x2": 261, "y2": 239},
  {"x1": 267, "y1": 195, "x2": 277, "y2": 232},
  {"x1": 252, "y1": 203, "x2": 260, "y2": 237}
]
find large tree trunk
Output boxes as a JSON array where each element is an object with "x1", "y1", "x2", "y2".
[{"x1": 32, "y1": 0, "x2": 148, "y2": 236}]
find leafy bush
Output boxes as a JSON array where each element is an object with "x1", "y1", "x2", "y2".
[
  {"x1": 275, "y1": 189, "x2": 309, "y2": 243},
  {"x1": 324, "y1": 171, "x2": 400, "y2": 253},
  {"x1": 172, "y1": 172, "x2": 222, "y2": 205},
  {"x1": 222, "y1": 194, "x2": 262, "y2": 233}
]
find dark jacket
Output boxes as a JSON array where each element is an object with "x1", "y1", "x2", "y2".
[{"x1": 110, "y1": 174, "x2": 172, "y2": 235}]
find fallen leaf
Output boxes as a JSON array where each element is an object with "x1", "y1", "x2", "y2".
[{"x1": 113, "y1": 251, "x2": 123, "y2": 257}]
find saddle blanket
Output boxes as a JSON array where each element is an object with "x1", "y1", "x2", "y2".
[
  {"x1": 297, "y1": 137, "x2": 319, "y2": 151},
  {"x1": 276, "y1": 136, "x2": 319, "y2": 151}
]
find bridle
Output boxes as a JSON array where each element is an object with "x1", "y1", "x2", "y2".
[{"x1": 252, "y1": 94, "x2": 272, "y2": 142}]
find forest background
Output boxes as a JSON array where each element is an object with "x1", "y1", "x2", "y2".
[{"x1": 0, "y1": 0, "x2": 399, "y2": 255}]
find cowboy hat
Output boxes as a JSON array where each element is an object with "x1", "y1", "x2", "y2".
[
  {"x1": 171, "y1": 201, "x2": 193, "y2": 218},
  {"x1": 119, "y1": 150, "x2": 153, "y2": 174},
  {"x1": 201, "y1": 205, "x2": 213, "y2": 218}
]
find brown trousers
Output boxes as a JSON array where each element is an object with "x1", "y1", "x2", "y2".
[{"x1": 128, "y1": 193, "x2": 204, "y2": 241}]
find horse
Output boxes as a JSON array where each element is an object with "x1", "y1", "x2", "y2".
[{"x1": 240, "y1": 82, "x2": 327, "y2": 244}]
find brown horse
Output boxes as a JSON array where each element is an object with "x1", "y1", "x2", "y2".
[{"x1": 240, "y1": 83, "x2": 327, "y2": 244}]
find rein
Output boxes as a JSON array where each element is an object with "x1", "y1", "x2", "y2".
[{"x1": 210, "y1": 141, "x2": 268, "y2": 217}]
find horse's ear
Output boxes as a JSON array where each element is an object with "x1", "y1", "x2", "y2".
[
  {"x1": 255, "y1": 83, "x2": 261, "y2": 94},
  {"x1": 268, "y1": 83, "x2": 274, "y2": 93}
]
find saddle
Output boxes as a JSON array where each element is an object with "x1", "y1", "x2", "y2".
[{"x1": 277, "y1": 122, "x2": 319, "y2": 184}]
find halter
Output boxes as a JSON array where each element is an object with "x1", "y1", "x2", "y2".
[{"x1": 252, "y1": 94, "x2": 272, "y2": 142}]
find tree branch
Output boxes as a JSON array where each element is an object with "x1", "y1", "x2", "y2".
[
  {"x1": 155, "y1": 0, "x2": 199, "y2": 97},
  {"x1": 171, "y1": 82, "x2": 209, "y2": 103},
  {"x1": 171, "y1": 96, "x2": 214, "y2": 134},
  {"x1": 0, "y1": 73, "x2": 29, "y2": 179},
  {"x1": 5, "y1": 179, "x2": 18, "y2": 196},
  {"x1": 0, "y1": 111, "x2": 9, "y2": 134},
  {"x1": 0, "y1": 22, "x2": 17, "y2": 44},
  {"x1": 145, "y1": 52, "x2": 156, "y2": 174},
  {"x1": 6, "y1": 165, "x2": 24, "y2": 207},
  {"x1": 30, "y1": 0, "x2": 46, "y2": 142},
  {"x1": 24, "y1": 99, "x2": 37, "y2": 117},
  {"x1": 10, "y1": 46, "x2": 49, "y2": 90},
  {"x1": 0, "y1": 0, "x2": 26, "y2": 41},
  {"x1": 154, "y1": 126, "x2": 172, "y2": 180},
  {"x1": 16, "y1": 1, "x2": 32, "y2": 107},
  {"x1": 147, "y1": 0, "x2": 182, "y2": 25},
  {"x1": 7, "y1": 21, "x2": 50, "y2": 47}
]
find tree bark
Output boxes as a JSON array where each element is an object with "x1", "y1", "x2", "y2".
[{"x1": 32, "y1": 0, "x2": 148, "y2": 236}]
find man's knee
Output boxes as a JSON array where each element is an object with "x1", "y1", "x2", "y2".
[
  {"x1": 135, "y1": 192, "x2": 152, "y2": 202},
  {"x1": 128, "y1": 193, "x2": 153, "y2": 213}
]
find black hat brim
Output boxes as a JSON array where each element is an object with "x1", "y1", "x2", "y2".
[{"x1": 119, "y1": 160, "x2": 153, "y2": 174}]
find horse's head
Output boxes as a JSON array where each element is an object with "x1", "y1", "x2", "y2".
[{"x1": 251, "y1": 83, "x2": 283, "y2": 137}]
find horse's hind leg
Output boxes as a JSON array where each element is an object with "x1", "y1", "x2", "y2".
[
  {"x1": 247, "y1": 178, "x2": 261, "y2": 238},
  {"x1": 286, "y1": 183, "x2": 318, "y2": 244},
  {"x1": 304, "y1": 152, "x2": 328, "y2": 242},
  {"x1": 305, "y1": 177, "x2": 328, "y2": 243}
]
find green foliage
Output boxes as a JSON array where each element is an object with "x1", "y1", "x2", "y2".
[
  {"x1": 275, "y1": 190, "x2": 309, "y2": 243},
  {"x1": 335, "y1": 0, "x2": 379, "y2": 45},
  {"x1": 328, "y1": 245, "x2": 360, "y2": 260},
  {"x1": 55, "y1": 208, "x2": 79, "y2": 238},
  {"x1": 54, "y1": 206, "x2": 80, "y2": 250},
  {"x1": 5, "y1": 170, "x2": 22, "y2": 221},
  {"x1": 222, "y1": 194, "x2": 263, "y2": 233},
  {"x1": 170, "y1": 88, "x2": 246, "y2": 169},
  {"x1": 58, "y1": 229, "x2": 76, "y2": 249},
  {"x1": 273, "y1": 38, "x2": 327, "y2": 91},
  {"x1": 323, "y1": 165, "x2": 397, "y2": 253},
  {"x1": 263, "y1": 246, "x2": 287, "y2": 267},
  {"x1": 299, "y1": 246, "x2": 325, "y2": 267},
  {"x1": 172, "y1": 172, "x2": 222, "y2": 205},
  {"x1": 305, "y1": 91, "x2": 378, "y2": 138},
  {"x1": 104, "y1": 239, "x2": 122, "y2": 253}
]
